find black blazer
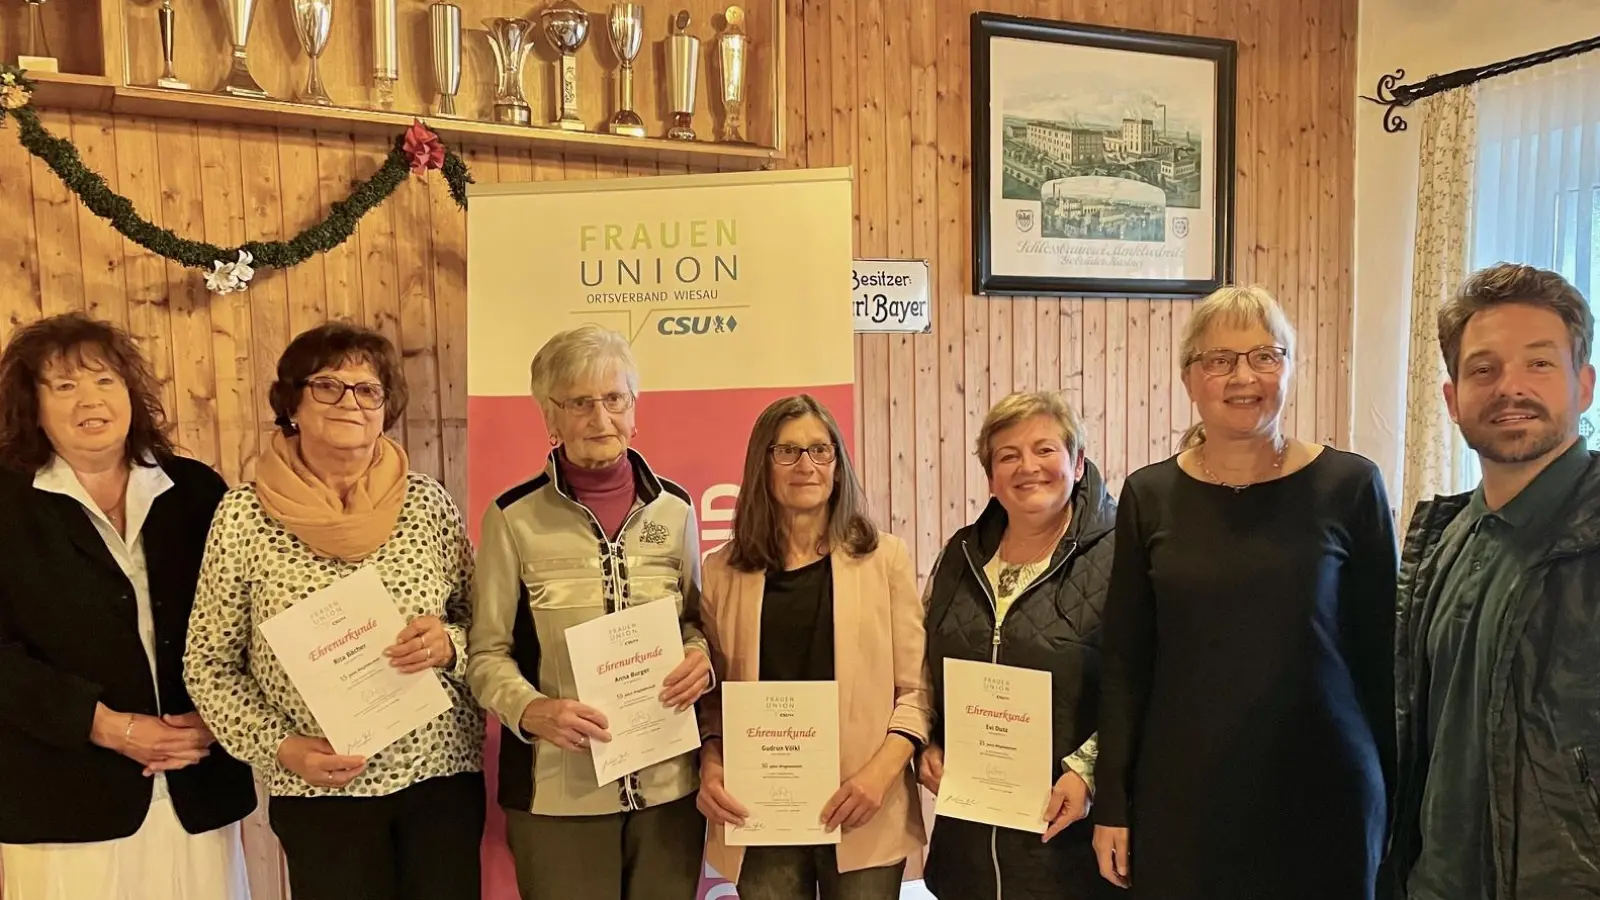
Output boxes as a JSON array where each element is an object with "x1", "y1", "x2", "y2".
[{"x1": 0, "y1": 455, "x2": 257, "y2": 844}]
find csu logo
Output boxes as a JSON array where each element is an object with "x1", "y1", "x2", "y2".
[
  {"x1": 657, "y1": 314, "x2": 739, "y2": 336},
  {"x1": 1015, "y1": 209, "x2": 1035, "y2": 233}
]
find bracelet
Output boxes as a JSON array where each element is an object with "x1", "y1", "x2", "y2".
[{"x1": 124, "y1": 713, "x2": 136, "y2": 745}]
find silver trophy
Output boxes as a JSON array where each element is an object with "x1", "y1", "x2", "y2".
[
  {"x1": 291, "y1": 0, "x2": 333, "y2": 105},
  {"x1": 215, "y1": 0, "x2": 268, "y2": 97},
  {"x1": 485, "y1": 17, "x2": 537, "y2": 126},
  {"x1": 429, "y1": 3, "x2": 463, "y2": 117},
  {"x1": 605, "y1": 3, "x2": 644, "y2": 137},
  {"x1": 665, "y1": 10, "x2": 699, "y2": 141},
  {"x1": 540, "y1": 0, "x2": 590, "y2": 131},
  {"x1": 18, "y1": 0, "x2": 57, "y2": 71},
  {"x1": 156, "y1": 0, "x2": 188, "y2": 88},
  {"x1": 715, "y1": 6, "x2": 748, "y2": 143},
  {"x1": 372, "y1": 0, "x2": 398, "y2": 108}
]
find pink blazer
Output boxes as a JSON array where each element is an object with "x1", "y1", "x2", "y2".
[{"x1": 698, "y1": 531, "x2": 934, "y2": 883}]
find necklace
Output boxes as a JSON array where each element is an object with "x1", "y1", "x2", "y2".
[
  {"x1": 1199, "y1": 437, "x2": 1288, "y2": 493},
  {"x1": 995, "y1": 514, "x2": 1070, "y2": 598}
]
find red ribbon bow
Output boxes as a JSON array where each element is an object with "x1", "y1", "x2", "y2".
[{"x1": 403, "y1": 120, "x2": 445, "y2": 175}]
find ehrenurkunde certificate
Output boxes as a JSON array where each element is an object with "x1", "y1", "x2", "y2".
[
  {"x1": 565, "y1": 597, "x2": 702, "y2": 784},
  {"x1": 722, "y1": 680, "x2": 842, "y2": 847},
  {"x1": 258, "y1": 566, "x2": 453, "y2": 758},
  {"x1": 935, "y1": 658, "x2": 1053, "y2": 834}
]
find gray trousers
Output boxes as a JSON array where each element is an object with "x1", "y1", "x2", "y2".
[
  {"x1": 503, "y1": 795, "x2": 705, "y2": 900},
  {"x1": 736, "y1": 845, "x2": 907, "y2": 900}
]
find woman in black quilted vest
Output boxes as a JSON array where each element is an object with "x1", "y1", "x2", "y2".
[{"x1": 917, "y1": 390, "x2": 1119, "y2": 900}]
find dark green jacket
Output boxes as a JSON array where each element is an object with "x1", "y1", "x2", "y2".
[{"x1": 1392, "y1": 449, "x2": 1600, "y2": 898}]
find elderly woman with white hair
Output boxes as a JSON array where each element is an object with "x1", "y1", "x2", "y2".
[
  {"x1": 1092, "y1": 286, "x2": 1398, "y2": 900},
  {"x1": 467, "y1": 323, "x2": 714, "y2": 900}
]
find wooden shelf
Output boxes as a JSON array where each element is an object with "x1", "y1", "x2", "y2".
[{"x1": 16, "y1": 0, "x2": 786, "y2": 168}]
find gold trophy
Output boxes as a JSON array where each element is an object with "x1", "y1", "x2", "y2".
[
  {"x1": 715, "y1": 6, "x2": 748, "y2": 143},
  {"x1": 18, "y1": 0, "x2": 58, "y2": 72},
  {"x1": 156, "y1": 0, "x2": 188, "y2": 88},
  {"x1": 665, "y1": 9, "x2": 699, "y2": 141},
  {"x1": 605, "y1": 3, "x2": 645, "y2": 137},
  {"x1": 540, "y1": 0, "x2": 589, "y2": 132},
  {"x1": 291, "y1": 0, "x2": 334, "y2": 105},
  {"x1": 216, "y1": 0, "x2": 268, "y2": 97}
]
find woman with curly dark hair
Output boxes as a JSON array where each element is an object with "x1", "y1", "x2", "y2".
[{"x1": 0, "y1": 313, "x2": 256, "y2": 900}]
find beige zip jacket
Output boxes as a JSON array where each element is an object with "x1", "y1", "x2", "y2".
[{"x1": 467, "y1": 449, "x2": 709, "y2": 816}]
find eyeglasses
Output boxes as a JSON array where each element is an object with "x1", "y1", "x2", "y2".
[
  {"x1": 1188, "y1": 345, "x2": 1288, "y2": 376},
  {"x1": 302, "y1": 377, "x2": 386, "y2": 410},
  {"x1": 552, "y1": 392, "x2": 635, "y2": 415},
  {"x1": 770, "y1": 443, "x2": 837, "y2": 466}
]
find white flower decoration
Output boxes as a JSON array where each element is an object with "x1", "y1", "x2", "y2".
[{"x1": 204, "y1": 250, "x2": 255, "y2": 295}]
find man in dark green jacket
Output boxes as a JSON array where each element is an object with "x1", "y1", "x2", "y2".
[{"x1": 1392, "y1": 262, "x2": 1600, "y2": 900}]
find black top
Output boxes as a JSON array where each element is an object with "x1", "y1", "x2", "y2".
[
  {"x1": 759, "y1": 556, "x2": 834, "y2": 681},
  {"x1": 0, "y1": 456, "x2": 258, "y2": 844},
  {"x1": 1096, "y1": 448, "x2": 1398, "y2": 900}
]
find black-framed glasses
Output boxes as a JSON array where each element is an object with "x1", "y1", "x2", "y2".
[
  {"x1": 552, "y1": 391, "x2": 635, "y2": 415},
  {"x1": 302, "y1": 377, "x2": 386, "y2": 410},
  {"x1": 770, "y1": 443, "x2": 837, "y2": 466},
  {"x1": 1188, "y1": 345, "x2": 1288, "y2": 376}
]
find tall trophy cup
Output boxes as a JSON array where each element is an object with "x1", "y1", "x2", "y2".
[
  {"x1": 541, "y1": 0, "x2": 589, "y2": 132},
  {"x1": 716, "y1": 6, "x2": 748, "y2": 143},
  {"x1": 156, "y1": 0, "x2": 188, "y2": 88},
  {"x1": 291, "y1": 0, "x2": 334, "y2": 105},
  {"x1": 372, "y1": 0, "x2": 398, "y2": 108},
  {"x1": 17, "y1": 0, "x2": 57, "y2": 72},
  {"x1": 215, "y1": 0, "x2": 267, "y2": 97},
  {"x1": 605, "y1": 3, "x2": 645, "y2": 137},
  {"x1": 485, "y1": 17, "x2": 537, "y2": 126},
  {"x1": 429, "y1": 3, "x2": 463, "y2": 117},
  {"x1": 665, "y1": 10, "x2": 699, "y2": 141}
]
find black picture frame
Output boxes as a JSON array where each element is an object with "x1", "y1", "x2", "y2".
[{"x1": 971, "y1": 12, "x2": 1238, "y2": 297}]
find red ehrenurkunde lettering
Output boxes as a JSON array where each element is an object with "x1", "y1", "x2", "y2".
[
  {"x1": 597, "y1": 645, "x2": 664, "y2": 676},
  {"x1": 963, "y1": 705, "x2": 1031, "y2": 724},
  {"x1": 308, "y1": 618, "x2": 380, "y2": 663}
]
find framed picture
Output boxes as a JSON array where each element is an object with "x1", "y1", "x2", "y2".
[{"x1": 971, "y1": 13, "x2": 1237, "y2": 297}]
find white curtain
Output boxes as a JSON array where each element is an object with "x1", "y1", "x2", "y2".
[
  {"x1": 1467, "y1": 52, "x2": 1600, "y2": 484},
  {"x1": 1400, "y1": 89, "x2": 1478, "y2": 530}
]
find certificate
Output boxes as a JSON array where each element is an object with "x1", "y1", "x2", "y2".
[
  {"x1": 935, "y1": 658, "x2": 1053, "y2": 833},
  {"x1": 565, "y1": 598, "x2": 702, "y2": 784},
  {"x1": 722, "y1": 680, "x2": 841, "y2": 846},
  {"x1": 258, "y1": 566, "x2": 453, "y2": 758}
]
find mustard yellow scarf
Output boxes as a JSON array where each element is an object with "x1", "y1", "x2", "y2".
[{"x1": 255, "y1": 432, "x2": 410, "y2": 561}]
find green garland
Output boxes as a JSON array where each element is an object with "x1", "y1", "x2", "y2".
[{"x1": 0, "y1": 65, "x2": 473, "y2": 287}]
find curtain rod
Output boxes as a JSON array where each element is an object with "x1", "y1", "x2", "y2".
[{"x1": 1361, "y1": 33, "x2": 1600, "y2": 133}]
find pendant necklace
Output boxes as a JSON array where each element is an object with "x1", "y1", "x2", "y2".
[{"x1": 1199, "y1": 437, "x2": 1288, "y2": 493}]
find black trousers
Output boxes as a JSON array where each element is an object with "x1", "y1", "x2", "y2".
[{"x1": 269, "y1": 771, "x2": 486, "y2": 900}]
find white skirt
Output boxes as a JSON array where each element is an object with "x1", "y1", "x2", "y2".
[{"x1": 0, "y1": 796, "x2": 250, "y2": 900}]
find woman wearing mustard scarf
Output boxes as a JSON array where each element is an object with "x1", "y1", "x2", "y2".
[{"x1": 183, "y1": 323, "x2": 485, "y2": 900}]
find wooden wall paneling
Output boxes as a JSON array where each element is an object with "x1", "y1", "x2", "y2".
[
  {"x1": 350, "y1": 134, "x2": 406, "y2": 451},
  {"x1": 427, "y1": 157, "x2": 469, "y2": 505},
  {"x1": 195, "y1": 122, "x2": 258, "y2": 483},
  {"x1": 314, "y1": 132, "x2": 363, "y2": 324},
  {"x1": 884, "y1": 0, "x2": 919, "y2": 560},
  {"x1": 858, "y1": 0, "x2": 892, "y2": 532},
  {"x1": 909, "y1": 0, "x2": 943, "y2": 579},
  {"x1": 238, "y1": 126, "x2": 292, "y2": 485},
  {"x1": 110, "y1": 116, "x2": 178, "y2": 422},
  {"x1": 30, "y1": 109, "x2": 85, "y2": 319},
  {"x1": 277, "y1": 128, "x2": 331, "y2": 337},
  {"x1": 1335, "y1": 0, "x2": 1358, "y2": 452},
  {"x1": 154, "y1": 118, "x2": 220, "y2": 467},
  {"x1": 0, "y1": 108, "x2": 41, "y2": 342},
  {"x1": 69, "y1": 112, "x2": 129, "y2": 329},
  {"x1": 394, "y1": 161, "x2": 443, "y2": 483}
]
